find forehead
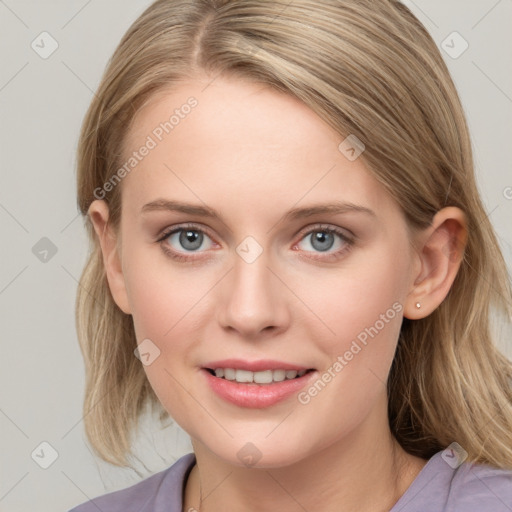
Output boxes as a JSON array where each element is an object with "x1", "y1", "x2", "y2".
[
  {"x1": 123, "y1": 76, "x2": 340, "y2": 159},
  {"x1": 119, "y1": 76, "x2": 397, "y2": 220}
]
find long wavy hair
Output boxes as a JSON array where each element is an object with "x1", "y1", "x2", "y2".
[{"x1": 75, "y1": 0, "x2": 512, "y2": 468}]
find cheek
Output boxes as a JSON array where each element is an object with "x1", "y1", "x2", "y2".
[
  {"x1": 293, "y1": 244, "x2": 410, "y2": 419},
  {"x1": 123, "y1": 228, "x2": 408, "y2": 403},
  {"x1": 122, "y1": 249, "x2": 209, "y2": 425},
  {"x1": 122, "y1": 248, "x2": 216, "y2": 388},
  {"x1": 123, "y1": 245, "x2": 207, "y2": 338},
  {"x1": 305, "y1": 247, "x2": 407, "y2": 349}
]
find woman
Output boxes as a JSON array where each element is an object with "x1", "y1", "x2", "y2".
[{"x1": 70, "y1": 1, "x2": 512, "y2": 510}]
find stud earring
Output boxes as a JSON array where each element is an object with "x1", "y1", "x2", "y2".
[{"x1": 415, "y1": 302, "x2": 421, "y2": 309}]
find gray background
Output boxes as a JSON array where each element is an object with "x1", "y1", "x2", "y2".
[{"x1": 0, "y1": 1, "x2": 511, "y2": 511}]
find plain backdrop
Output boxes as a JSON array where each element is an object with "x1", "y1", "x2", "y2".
[{"x1": 0, "y1": 1, "x2": 511, "y2": 511}]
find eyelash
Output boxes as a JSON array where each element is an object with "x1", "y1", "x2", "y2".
[{"x1": 156, "y1": 223, "x2": 355, "y2": 263}]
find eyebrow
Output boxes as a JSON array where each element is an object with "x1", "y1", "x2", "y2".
[
  {"x1": 141, "y1": 199, "x2": 377, "y2": 221},
  {"x1": 140, "y1": 199, "x2": 376, "y2": 221}
]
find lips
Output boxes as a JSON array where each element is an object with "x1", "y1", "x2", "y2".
[{"x1": 202, "y1": 359, "x2": 317, "y2": 408}]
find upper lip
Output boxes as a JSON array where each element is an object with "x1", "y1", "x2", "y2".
[{"x1": 203, "y1": 359, "x2": 312, "y2": 372}]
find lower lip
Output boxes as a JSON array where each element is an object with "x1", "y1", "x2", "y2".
[{"x1": 202, "y1": 369, "x2": 317, "y2": 408}]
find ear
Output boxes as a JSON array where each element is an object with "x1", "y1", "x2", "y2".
[
  {"x1": 87, "y1": 199, "x2": 132, "y2": 315},
  {"x1": 404, "y1": 206, "x2": 467, "y2": 319}
]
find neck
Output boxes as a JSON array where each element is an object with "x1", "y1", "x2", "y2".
[{"x1": 183, "y1": 396, "x2": 427, "y2": 512}]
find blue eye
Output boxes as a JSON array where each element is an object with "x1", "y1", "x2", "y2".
[
  {"x1": 307, "y1": 231, "x2": 335, "y2": 251},
  {"x1": 163, "y1": 228, "x2": 214, "y2": 253},
  {"x1": 157, "y1": 223, "x2": 354, "y2": 262},
  {"x1": 297, "y1": 228, "x2": 351, "y2": 254},
  {"x1": 176, "y1": 229, "x2": 205, "y2": 251}
]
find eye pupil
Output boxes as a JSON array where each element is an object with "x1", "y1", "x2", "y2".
[
  {"x1": 179, "y1": 230, "x2": 203, "y2": 250},
  {"x1": 311, "y1": 231, "x2": 334, "y2": 252}
]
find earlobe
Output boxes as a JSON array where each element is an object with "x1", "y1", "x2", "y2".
[
  {"x1": 87, "y1": 200, "x2": 132, "y2": 315},
  {"x1": 404, "y1": 207, "x2": 467, "y2": 319}
]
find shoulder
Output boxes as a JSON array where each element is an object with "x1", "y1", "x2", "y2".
[
  {"x1": 392, "y1": 449, "x2": 512, "y2": 512},
  {"x1": 446, "y1": 456, "x2": 512, "y2": 511},
  {"x1": 68, "y1": 453, "x2": 196, "y2": 512}
]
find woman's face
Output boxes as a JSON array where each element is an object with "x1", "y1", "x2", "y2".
[{"x1": 103, "y1": 76, "x2": 420, "y2": 467}]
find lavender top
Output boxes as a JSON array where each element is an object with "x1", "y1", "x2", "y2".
[{"x1": 69, "y1": 450, "x2": 512, "y2": 511}]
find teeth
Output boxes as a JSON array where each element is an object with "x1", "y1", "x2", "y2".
[
  {"x1": 236, "y1": 369, "x2": 253, "y2": 383},
  {"x1": 273, "y1": 369, "x2": 286, "y2": 382},
  {"x1": 224, "y1": 368, "x2": 236, "y2": 380},
  {"x1": 212, "y1": 368, "x2": 309, "y2": 384},
  {"x1": 253, "y1": 370, "x2": 272, "y2": 384}
]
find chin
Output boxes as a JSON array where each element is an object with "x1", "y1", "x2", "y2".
[{"x1": 208, "y1": 439, "x2": 314, "y2": 470}]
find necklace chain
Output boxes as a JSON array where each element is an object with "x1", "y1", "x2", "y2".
[{"x1": 189, "y1": 464, "x2": 203, "y2": 512}]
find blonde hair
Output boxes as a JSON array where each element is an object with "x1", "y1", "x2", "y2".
[{"x1": 76, "y1": 0, "x2": 512, "y2": 468}]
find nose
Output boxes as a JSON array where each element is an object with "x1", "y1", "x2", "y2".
[{"x1": 216, "y1": 250, "x2": 290, "y2": 339}]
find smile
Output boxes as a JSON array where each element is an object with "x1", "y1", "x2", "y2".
[
  {"x1": 206, "y1": 368, "x2": 311, "y2": 384},
  {"x1": 202, "y1": 361, "x2": 318, "y2": 408}
]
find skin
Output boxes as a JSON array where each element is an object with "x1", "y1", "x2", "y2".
[{"x1": 89, "y1": 75, "x2": 467, "y2": 511}]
